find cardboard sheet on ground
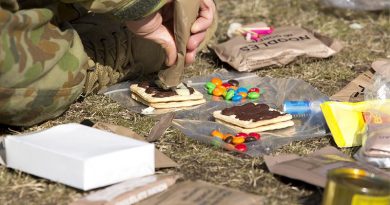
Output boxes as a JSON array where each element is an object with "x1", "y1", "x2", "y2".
[{"x1": 103, "y1": 70, "x2": 329, "y2": 157}]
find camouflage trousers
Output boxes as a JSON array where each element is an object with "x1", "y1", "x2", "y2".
[{"x1": 0, "y1": 6, "x2": 89, "y2": 126}]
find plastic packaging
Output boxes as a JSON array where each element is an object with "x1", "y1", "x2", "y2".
[
  {"x1": 354, "y1": 60, "x2": 390, "y2": 168},
  {"x1": 102, "y1": 70, "x2": 329, "y2": 157},
  {"x1": 320, "y1": 0, "x2": 390, "y2": 11},
  {"x1": 283, "y1": 100, "x2": 323, "y2": 117},
  {"x1": 320, "y1": 100, "x2": 390, "y2": 148}
]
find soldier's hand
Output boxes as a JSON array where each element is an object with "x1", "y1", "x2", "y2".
[
  {"x1": 186, "y1": 0, "x2": 216, "y2": 65},
  {"x1": 126, "y1": 0, "x2": 216, "y2": 66},
  {"x1": 126, "y1": 9, "x2": 176, "y2": 66}
]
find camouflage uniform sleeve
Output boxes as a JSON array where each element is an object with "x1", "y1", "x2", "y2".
[
  {"x1": 60, "y1": 0, "x2": 167, "y2": 20},
  {"x1": 0, "y1": 5, "x2": 88, "y2": 126}
]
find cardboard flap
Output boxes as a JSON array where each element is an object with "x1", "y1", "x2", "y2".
[
  {"x1": 312, "y1": 31, "x2": 343, "y2": 53},
  {"x1": 0, "y1": 137, "x2": 5, "y2": 166},
  {"x1": 310, "y1": 146, "x2": 347, "y2": 157},
  {"x1": 263, "y1": 154, "x2": 299, "y2": 172},
  {"x1": 147, "y1": 113, "x2": 174, "y2": 142},
  {"x1": 330, "y1": 70, "x2": 375, "y2": 102},
  {"x1": 157, "y1": 0, "x2": 200, "y2": 88}
]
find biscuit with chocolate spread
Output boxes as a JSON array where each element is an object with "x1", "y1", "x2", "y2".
[
  {"x1": 215, "y1": 119, "x2": 295, "y2": 133},
  {"x1": 130, "y1": 82, "x2": 204, "y2": 103},
  {"x1": 131, "y1": 93, "x2": 206, "y2": 109},
  {"x1": 213, "y1": 103, "x2": 293, "y2": 129}
]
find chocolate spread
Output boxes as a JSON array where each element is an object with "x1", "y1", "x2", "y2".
[
  {"x1": 221, "y1": 103, "x2": 285, "y2": 121},
  {"x1": 138, "y1": 81, "x2": 194, "y2": 98}
]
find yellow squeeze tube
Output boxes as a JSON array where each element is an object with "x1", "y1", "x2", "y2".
[{"x1": 320, "y1": 100, "x2": 390, "y2": 148}]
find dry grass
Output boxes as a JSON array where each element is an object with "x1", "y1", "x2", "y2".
[{"x1": 1, "y1": 0, "x2": 389, "y2": 204}]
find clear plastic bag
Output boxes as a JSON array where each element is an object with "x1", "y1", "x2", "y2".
[
  {"x1": 103, "y1": 70, "x2": 329, "y2": 157},
  {"x1": 320, "y1": 0, "x2": 390, "y2": 10}
]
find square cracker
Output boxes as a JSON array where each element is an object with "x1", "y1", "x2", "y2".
[
  {"x1": 213, "y1": 109, "x2": 292, "y2": 129},
  {"x1": 130, "y1": 84, "x2": 204, "y2": 103},
  {"x1": 215, "y1": 119, "x2": 295, "y2": 133},
  {"x1": 131, "y1": 93, "x2": 206, "y2": 109}
]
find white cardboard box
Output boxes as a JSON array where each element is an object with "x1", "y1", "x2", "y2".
[{"x1": 3, "y1": 123, "x2": 155, "y2": 190}]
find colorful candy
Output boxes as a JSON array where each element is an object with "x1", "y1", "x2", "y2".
[
  {"x1": 235, "y1": 144, "x2": 248, "y2": 152},
  {"x1": 211, "y1": 130, "x2": 225, "y2": 140},
  {"x1": 248, "y1": 92, "x2": 260, "y2": 99},
  {"x1": 232, "y1": 136, "x2": 245, "y2": 145},
  {"x1": 238, "y1": 92, "x2": 247, "y2": 98},
  {"x1": 222, "y1": 83, "x2": 233, "y2": 88},
  {"x1": 205, "y1": 82, "x2": 216, "y2": 91},
  {"x1": 249, "y1": 87, "x2": 260, "y2": 93},
  {"x1": 235, "y1": 132, "x2": 248, "y2": 138},
  {"x1": 236, "y1": 87, "x2": 248, "y2": 93},
  {"x1": 205, "y1": 78, "x2": 263, "y2": 102},
  {"x1": 248, "y1": 132, "x2": 261, "y2": 140},
  {"x1": 232, "y1": 95, "x2": 243, "y2": 102},
  {"x1": 228, "y1": 79, "x2": 239, "y2": 87},
  {"x1": 211, "y1": 77, "x2": 223, "y2": 86},
  {"x1": 210, "y1": 130, "x2": 261, "y2": 152},
  {"x1": 225, "y1": 90, "x2": 235, "y2": 100},
  {"x1": 245, "y1": 137, "x2": 257, "y2": 143},
  {"x1": 224, "y1": 135, "x2": 234, "y2": 144},
  {"x1": 212, "y1": 87, "x2": 224, "y2": 97}
]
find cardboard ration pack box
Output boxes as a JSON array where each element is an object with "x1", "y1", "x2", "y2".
[{"x1": 0, "y1": 123, "x2": 155, "y2": 191}]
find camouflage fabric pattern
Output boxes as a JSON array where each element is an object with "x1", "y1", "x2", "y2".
[
  {"x1": 61, "y1": 0, "x2": 166, "y2": 20},
  {"x1": 16, "y1": 0, "x2": 166, "y2": 20},
  {"x1": 0, "y1": 6, "x2": 88, "y2": 126}
]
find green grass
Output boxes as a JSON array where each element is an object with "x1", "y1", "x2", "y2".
[{"x1": 1, "y1": 0, "x2": 389, "y2": 204}]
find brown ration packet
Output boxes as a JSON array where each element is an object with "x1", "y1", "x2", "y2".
[
  {"x1": 212, "y1": 24, "x2": 343, "y2": 72},
  {"x1": 157, "y1": 0, "x2": 199, "y2": 88},
  {"x1": 137, "y1": 180, "x2": 264, "y2": 205},
  {"x1": 264, "y1": 147, "x2": 390, "y2": 187}
]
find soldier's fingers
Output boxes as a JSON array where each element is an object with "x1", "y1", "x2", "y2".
[
  {"x1": 126, "y1": 12, "x2": 177, "y2": 66},
  {"x1": 185, "y1": 50, "x2": 197, "y2": 66},
  {"x1": 187, "y1": 32, "x2": 206, "y2": 51},
  {"x1": 144, "y1": 26, "x2": 177, "y2": 66},
  {"x1": 191, "y1": 0, "x2": 215, "y2": 34}
]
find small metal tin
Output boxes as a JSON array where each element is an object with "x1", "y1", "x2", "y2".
[{"x1": 322, "y1": 168, "x2": 390, "y2": 205}]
